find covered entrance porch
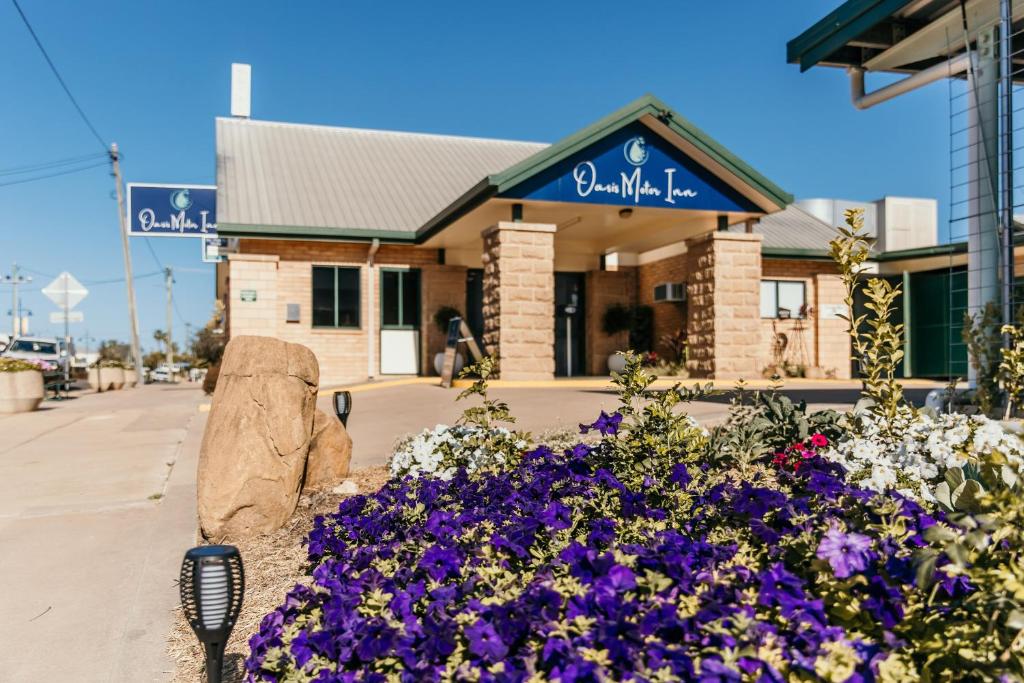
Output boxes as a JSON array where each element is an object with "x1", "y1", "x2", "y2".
[{"x1": 418, "y1": 98, "x2": 789, "y2": 380}]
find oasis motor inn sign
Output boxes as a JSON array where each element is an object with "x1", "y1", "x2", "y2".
[
  {"x1": 500, "y1": 122, "x2": 761, "y2": 214},
  {"x1": 127, "y1": 183, "x2": 217, "y2": 237}
]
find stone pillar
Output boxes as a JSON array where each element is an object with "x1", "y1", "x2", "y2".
[
  {"x1": 684, "y1": 231, "x2": 762, "y2": 379},
  {"x1": 481, "y1": 221, "x2": 556, "y2": 380}
]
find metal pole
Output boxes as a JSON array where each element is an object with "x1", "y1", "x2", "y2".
[
  {"x1": 10, "y1": 263, "x2": 15, "y2": 337},
  {"x1": 110, "y1": 144, "x2": 144, "y2": 377},
  {"x1": 165, "y1": 267, "x2": 174, "y2": 377},
  {"x1": 1001, "y1": 0, "x2": 1015, "y2": 342},
  {"x1": 3, "y1": 263, "x2": 31, "y2": 337},
  {"x1": 63, "y1": 280, "x2": 70, "y2": 397}
]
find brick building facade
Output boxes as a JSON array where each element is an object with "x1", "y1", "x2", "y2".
[{"x1": 214, "y1": 95, "x2": 953, "y2": 386}]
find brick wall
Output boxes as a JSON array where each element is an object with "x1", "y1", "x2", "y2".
[
  {"x1": 420, "y1": 264, "x2": 468, "y2": 375},
  {"x1": 585, "y1": 269, "x2": 637, "y2": 374},
  {"x1": 637, "y1": 256, "x2": 688, "y2": 361},
  {"x1": 482, "y1": 222, "x2": 555, "y2": 380},
  {"x1": 227, "y1": 239, "x2": 447, "y2": 386},
  {"x1": 760, "y1": 259, "x2": 851, "y2": 378}
]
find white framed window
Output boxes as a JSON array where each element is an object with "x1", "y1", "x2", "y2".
[{"x1": 760, "y1": 280, "x2": 807, "y2": 319}]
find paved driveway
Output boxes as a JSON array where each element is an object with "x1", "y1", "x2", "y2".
[{"x1": 0, "y1": 384, "x2": 205, "y2": 682}]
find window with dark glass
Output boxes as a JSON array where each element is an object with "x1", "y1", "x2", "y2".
[
  {"x1": 760, "y1": 279, "x2": 806, "y2": 319},
  {"x1": 311, "y1": 266, "x2": 361, "y2": 328},
  {"x1": 381, "y1": 269, "x2": 420, "y2": 328}
]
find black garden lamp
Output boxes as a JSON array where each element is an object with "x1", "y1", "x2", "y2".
[
  {"x1": 180, "y1": 545, "x2": 245, "y2": 683},
  {"x1": 333, "y1": 390, "x2": 352, "y2": 426}
]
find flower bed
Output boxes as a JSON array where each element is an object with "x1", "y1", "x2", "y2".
[{"x1": 245, "y1": 359, "x2": 1024, "y2": 682}]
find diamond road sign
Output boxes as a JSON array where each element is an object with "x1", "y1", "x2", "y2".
[{"x1": 42, "y1": 272, "x2": 89, "y2": 310}]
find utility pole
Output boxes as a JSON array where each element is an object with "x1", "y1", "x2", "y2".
[
  {"x1": 2, "y1": 263, "x2": 32, "y2": 337},
  {"x1": 110, "y1": 143, "x2": 144, "y2": 376},
  {"x1": 165, "y1": 266, "x2": 174, "y2": 375}
]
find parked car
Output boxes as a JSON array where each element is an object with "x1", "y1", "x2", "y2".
[
  {"x1": 150, "y1": 366, "x2": 172, "y2": 383},
  {"x1": 2, "y1": 336, "x2": 66, "y2": 388}
]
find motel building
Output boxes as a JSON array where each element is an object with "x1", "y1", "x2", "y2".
[{"x1": 212, "y1": 92, "x2": 970, "y2": 386}]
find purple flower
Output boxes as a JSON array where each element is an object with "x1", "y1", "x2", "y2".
[
  {"x1": 418, "y1": 545, "x2": 462, "y2": 582},
  {"x1": 579, "y1": 411, "x2": 623, "y2": 436},
  {"x1": 816, "y1": 526, "x2": 873, "y2": 578},
  {"x1": 465, "y1": 619, "x2": 508, "y2": 662}
]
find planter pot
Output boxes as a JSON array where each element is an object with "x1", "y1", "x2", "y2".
[
  {"x1": 87, "y1": 367, "x2": 110, "y2": 392},
  {"x1": 107, "y1": 367, "x2": 126, "y2": 390},
  {"x1": 433, "y1": 351, "x2": 465, "y2": 377},
  {"x1": 123, "y1": 369, "x2": 138, "y2": 388},
  {"x1": 607, "y1": 354, "x2": 627, "y2": 374},
  {"x1": 0, "y1": 370, "x2": 44, "y2": 414}
]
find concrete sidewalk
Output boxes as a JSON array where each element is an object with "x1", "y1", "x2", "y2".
[{"x1": 0, "y1": 384, "x2": 206, "y2": 682}]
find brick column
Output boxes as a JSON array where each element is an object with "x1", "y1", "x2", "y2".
[
  {"x1": 481, "y1": 221, "x2": 556, "y2": 380},
  {"x1": 684, "y1": 231, "x2": 762, "y2": 379}
]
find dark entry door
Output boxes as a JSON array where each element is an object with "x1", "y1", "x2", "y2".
[
  {"x1": 555, "y1": 273, "x2": 586, "y2": 376},
  {"x1": 466, "y1": 269, "x2": 484, "y2": 344}
]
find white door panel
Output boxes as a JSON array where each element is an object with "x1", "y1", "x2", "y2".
[{"x1": 380, "y1": 330, "x2": 419, "y2": 375}]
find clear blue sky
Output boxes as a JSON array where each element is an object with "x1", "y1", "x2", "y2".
[{"x1": 0, "y1": 0, "x2": 951, "y2": 350}]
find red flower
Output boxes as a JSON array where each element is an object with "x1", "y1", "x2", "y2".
[{"x1": 810, "y1": 433, "x2": 828, "y2": 448}]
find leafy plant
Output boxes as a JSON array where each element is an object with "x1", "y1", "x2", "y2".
[
  {"x1": 601, "y1": 303, "x2": 632, "y2": 336},
  {"x1": 1000, "y1": 321, "x2": 1024, "y2": 419},
  {"x1": 455, "y1": 356, "x2": 514, "y2": 431},
  {"x1": 964, "y1": 301, "x2": 1002, "y2": 416},
  {"x1": 0, "y1": 357, "x2": 44, "y2": 373},
  {"x1": 432, "y1": 305, "x2": 462, "y2": 334},
  {"x1": 601, "y1": 304, "x2": 653, "y2": 352},
  {"x1": 829, "y1": 208, "x2": 905, "y2": 434}
]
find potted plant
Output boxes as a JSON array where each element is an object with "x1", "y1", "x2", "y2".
[
  {"x1": 432, "y1": 306, "x2": 465, "y2": 375},
  {"x1": 0, "y1": 357, "x2": 45, "y2": 413},
  {"x1": 602, "y1": 304, "x2": 634, "y2": 373},
  {"x1": 123, "y1": 365, "x2": 138, "y2": 388}
]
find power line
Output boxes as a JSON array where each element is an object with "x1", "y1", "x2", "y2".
[
  {"x1": 10, "y1": 0, "x2": 108, "y2": 151},
  {"x1": 83, "y1": 271, "x2": 161, "y2": 286},
  {"x1": 0, "y1": 160, "x2": 107, "y2": 188},
  {"x1": 144, "y1": 239, "x2": 164, "y2": 270},
  {"x1": 0, "y1": 152, "x2": 107, "y2": 176}
]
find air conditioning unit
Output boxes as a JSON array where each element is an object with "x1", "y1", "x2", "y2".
[{"x1": 654, "y1": 282, "x2": 686, "y2": 303}]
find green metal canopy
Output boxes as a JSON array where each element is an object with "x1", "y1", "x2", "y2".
[{"x1": 787, "y1": 0, "x2": 954, "y2": 73}]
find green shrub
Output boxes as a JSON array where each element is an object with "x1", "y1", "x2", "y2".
[{"x1": 0, "y1": 358, "x2": 43, "y2": 373}]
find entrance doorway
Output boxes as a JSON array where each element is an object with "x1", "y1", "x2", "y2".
[
  {"x1": 380, "y1": 268, "x2": 421, "y2": 374},
  {"x1": 466, "y1": 269, "x2": 485, "y2": 344},
  {"x1": 555, "y1": 272, "x2": 586, "y2": 376}
]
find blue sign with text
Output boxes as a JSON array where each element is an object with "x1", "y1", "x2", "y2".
[
  {"x1": 500, "y1": 123, "x2": 760, "y2": 214},
  {"x1": 127, "y1": 184, "x2": 217, "y2": 237}
]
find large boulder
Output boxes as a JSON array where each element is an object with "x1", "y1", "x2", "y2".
[
  {"x1": 304, "y1": 409, "x2": 353, "y2": 490},
  {"x1": 198, "y1": 335, "x2": 319, "y2": 540}
]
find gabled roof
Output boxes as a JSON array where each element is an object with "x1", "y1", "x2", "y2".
[
  {"x1": 217, "y1": 95, "x2": 792, "y2": 243},
  {"x1": 216, "y1": 118, "x2": 545, "y2": 240},
  {"x1": 417, "y1": 95, "x2": 792, "y2": 242}
]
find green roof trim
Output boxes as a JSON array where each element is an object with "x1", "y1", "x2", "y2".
[
  {"x1": 416, "y1": 94, "x2": 792, "y2": 243},
  {"x1": 787, "y1": 0, "x2": 913, "y2": 71},
  {"x1": 761, "y1": 247, "x2": 833, "y2": 260},
  {"x1": 763, "y1": 241, "x2": 969, "y2": 262},
  {"x1": 218, "y1": 222, "x2": 417, "y2": 243},
  {"x1": 873, "y1": 241, "x2": 967, "y2": 261}
]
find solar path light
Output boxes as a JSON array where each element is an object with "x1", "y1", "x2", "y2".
[
  {"x1": 180, "y1": 545, "x2": 244, "y2": 683},
  {"x1": 333, "y1": 390, "x2": 352, "y2": 426}
]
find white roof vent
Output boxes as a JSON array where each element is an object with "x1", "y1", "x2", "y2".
[{"x1": 231, "y1": 63, "x2": 251, "y2": 118}]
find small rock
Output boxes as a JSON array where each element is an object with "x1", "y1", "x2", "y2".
[{"x1": 332, "y1": 480, "x2": 358, "y2": 496}]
